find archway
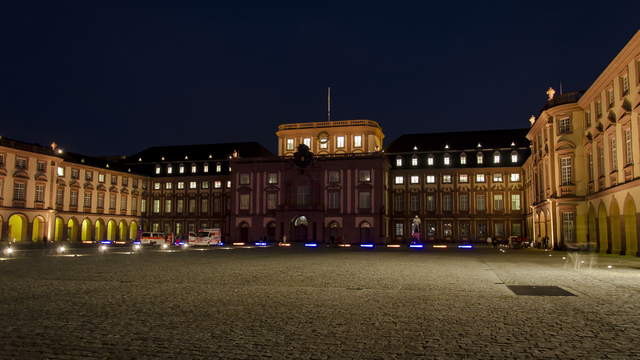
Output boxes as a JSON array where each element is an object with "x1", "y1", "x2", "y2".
[
  {"x1": 119, "y1": 220, "x2": 128, "y2": 242},
  {"x1": 587, "y1": 204, "x2": 597, "y2": 250},
  {"x1": 609, "y1": 199, "x2": 622, "y2": 254},
  {"x1": 81, "y1": 219, "x2": 92, "y2": 243},
  {"x1": 359, "y1": 221, "x2": 372, "y2": 243},
  {"x1": 67, "y1": 218, "x2": 80, "y2": 242},
  {"x1": 538, "y1": 211, "x2": 546, "y2": 239},
  {"x1": 95, "y1": 219, "x2": 106, "y2": 242},
  {"x1": 7, "y1": 214, "x2": 28, "y2": 242},
  {"x1": 623, "y1": 196, "x2": 638, "y2": 256},
  {"x1": 265, "y1": 222, "x2": 276, "y2": 242},
  {"x1": 129, "y1": 221, "x2": 138, "y2": 241},
  {"x1": 107, "y1": 220, "x2": 117, "y2": 241},
  {"x1": 31, "y1": 216, "x2": 46, "y2": 242},
  {"x1": 327, "y1": 221, "x2": 341, "y2": 244},
  {"x1": 597, "y1": 202, "x2": 609, "y2": 254},
  {"x1": 54, "y1": 217, "x2": 64, "y2": 242},
  {"x1": 239, "y1": 222, "x2": 249, "y2": 243},
  {"x1": 293, "y1": 216, "x2": 308, "y2": 242}
]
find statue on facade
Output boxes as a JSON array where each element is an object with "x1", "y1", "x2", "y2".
[{"x1": 411, "y1": 215, "x2": 421, "y2": 242}]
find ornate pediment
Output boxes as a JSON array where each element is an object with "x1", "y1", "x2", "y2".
[
  {"x1": 34, "y1": 172, "x2": 48, "y2": 181},
  {"x1": 120, "y1": 188, "x2": 129, "y2": 194},
  {"x1": 69, "y1": 180, "x2": 81, "y2": 188},
  {"x1": 109, "y1": 186, "x2": 118, "y2": 193},
  {"x1": 96, "y1": 184, "x2": 107, "y2": 191},
  {"x1": 83, "y1": 182, "x2": 94, "y2": 190},
  {"x1": 13, "y1": 169, "x2": 29, "y2": 179},
  {"x1": 56, "y1": 178, "x2": 66, "y2": 186},
  {"x1": 555, "y1": 138, "x2": 576, "y2": 151}
]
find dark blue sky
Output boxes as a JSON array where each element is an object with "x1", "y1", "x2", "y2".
[{"x1": 2, "y1": 1, "x2": 639, "y2": 155}]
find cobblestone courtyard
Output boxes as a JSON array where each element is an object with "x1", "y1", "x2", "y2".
[{"x1": 0, "y1": 246, "x2": 639, "y2": 359}]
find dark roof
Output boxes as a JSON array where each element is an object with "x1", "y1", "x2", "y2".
[
  {"x1": 126, "y1": 142, "x2": 274, "y2": 162},
  {"x1": 0, "y1": 136, "x2": 56, "y2": 156},
  {"x1": 540, "y1": 91, "x2": 584, "y2": 111},
  {"x1": 385, "y1": 128, "x2": 530, "y2": 153}
]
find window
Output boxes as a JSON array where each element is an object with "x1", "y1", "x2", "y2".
[
  {"x1": 585, "y1": 111, "x2": 592, "y2": 128},
  {"x1": 189, "y1": 199, "x2": 196, "y2": 213},
  {"x1": 359, "y1": 170, "x2": 371, "y2": 182},
  {"x1": 359, "y1": 191, "x2": 371, "y2": 209},
  {"x1": 13, "y1": 182, "x2": 26, "y2": 201},
  {"x1": 268, "y1": 173, "x2": 278, "y2": 184},
  {"x1": 0, "y1": 178, "x2": 3, "y2": 199},
  {"x1": 111, "y1": 175, "x2": 117, "y2": 185},
  {"x1": 394, "y1": 176, "x2": 404, "y2": 184},
  {"x1": 493, "y1": 173, "x2": 503, "y2": 182},
  {"x1": 154, "y1": 182, "x2": 161, "y2": 190},
  {"x1": 426, "y1": 194, "x2": 435, "y2": 211},
  {"x1": 35, "y1": 184, "x2": 45, "y2": 202},
  {"x1": 559, "y1": 117, "x2": 571, "y2": 134},
  {"x1": 426, "y1": 175, "x2": 436, "y2": 184},
  {"x1": 216, "y1": 163, "x2": 222, "y2": 172},
  {"x1": 0, "y1": 154, "x2": 4, "y2": 167},
  {"x1": 353, "y1": 135, "x2": 362, "y2": 148},
  {"x1": 240, "y1": 194, "x2": 250, "y2": 210},
  {"x1": 239, "y1": 174, "x2": 250, "y2": 185},
  {"x1": 119, "y1": 195, "x2": 126, "y2": 210},
  {"x1": 443, "y1": 154, "x2": 450, "y2": 165},
  {"x1": 98, "y1": 173, "x2": 105, "y2": 183},
  {"x1": 411, "y1": 156, "x2": 418, "y2": 166},
  {"x1": 177, "y1": 181, "x2": 185, "y2": 189},
  {"x1": 189, "y1": 181, "x2": 197, "y2": 189},
  {"x1": 476, "y1": 174, "x2": 485, "y2": 183},
  {"x1": 459, "y1": 193, "x2": 469, "y2": 211},
  {"x1": 201, "y1": 199, "x2": 208, "y2": 213},
  {"x1": 494, "y1": 223, "x2": 505, "y2": 237},
  {"x1": 153, "y1": 199, "x2": 161, "y2": 213},
  {"x1": 165, "y1": 182, "x2": 173, "y2": 190},
  {"x1": 109, "y1": 194, "x2": 116, "y2": 209},
  {"x1": 394, "y1": 223, "x2": 404, "y2": 237},
  {"x1": 84, "y1": 192, "x2": 92, "y2": 208},
  {"x1": 621, "y1": 74, "x2": 630, "y2": 96},
  {"x1": 442, "y1": 175, "x2": 452, "y2": 183},
  {"x1": 510, "y1": 173, "x2": 520, "y2": 182},
  {"x1": 562, "y1": 212, "x2": 576, "y2": 243},
  {"x1": 303, "y1": 138, "x2": 311, "y2": 148},
  {"x1": 214, "y1": 181, "x2": 222, "y2": 189},
  {"x1": 459, "y1": 174, "x2": 469, "y2": 183},
  {"x1": 203, "y1": 164, "x2": 209, "y2": 173},
  {"x1": 328, "y1": 191, "x2": 339, "y2": 209},
  {"x1": 588, "y1": 153, "x2": 594, "y2": 182},
  {"x1": 122, "y1": 177, "x2": 128, "y2": 186},
  {"x1": 37, "y1": 161, "x2": 46, "y2": 172},
  {"x1": 493, "y1": 151, "x2": 500, "y2": 164},
  {"x1": 319, "y1": 137, "x2": 328, "y2": 149},
  {"x1": 442, "y1": 194, "x2": 452, "y2": 212},
  {"x1": 227, "y1": 180, "x2": 231, "y2": 188},
  {"x1": 202, "y1": 181, "x2": 209, "y2": 189},
  {"x1": 511, "y1": 223, "x2": 522, "y2": 236},
  {"x1": 57, "y1": 167, "x2": 64, "y2": 177},
  {"x1": 598, "y1": 143, "x2": 605, "y2": 177},
  {"x1": 140, "y1": 198, "x2": 146, "y2": 213},
  {"x1": 476, "y1": 194, "x2": 486, "y2": 211},
  {"x1": 460, "y1": 153, "x2": 466, "y2": 165},
  {"x1": 70, "y1": 190, "x2": 78, "y2": 206},
  {"x1": 97, "y1": 192, "x2": 105, "y2": 209},
  {"x1": 155, "y1": 166, "x2": 161, "y2": 175},
  {"x1": 410, "y1": 175, "x2": 420, "y2": 184},
  {"x1": 267, "y1": 192, "x2": 278, "y2": 210},
  {"x1": 286, "y1": 138, "x2": 294, "y2": 151},
  {"x1": 167, "y1": 165, "x2": 173, "y2": 174},
  {"x1": 177, "y1": 164, "x2": 184, "y2": 174},
  {"x1": 132, "y1": 197, "x2": 137, "y2": 212},
  {"x1": 596, "y1": 99, "x2": 603, "y2": 118},
  {"x1": 409, "y1": 193, "x2": 419, "y2": 212},
  {"x1": 561, "y1": 157, "x2": 572, "y2": 185},
  {"x1": 607, "y1": 87, "x2": 614, "y2": 108},
  {"x1": 70, "y1": 168, "x2": 79, "y2": 179},
  {"x1": 177, "y1": 199, "x2": 184, "y2": 213},
  {"x1": 493, "y1": 194, "x2": 504, "y2": 211},
  {"x1": 511, "y1": 194, "x2": 521, "y2": 211},
  {"x1": 395, "y1": 157, "x2": 403, "y2": 167},
  {"x1": 511, "y1": 151, "x2": 518, "y2": 163},
  {"x1": 191, "y1": 164, "x2": 197, "y2": 173},
  {"x1": 328, "y1": 171, "x2": 340, "y2": 183},
  {"x1": 427, "y1": 155, "x2": 434, "y2": 166},
  {"x1": 85, "y1": 171, "x2": 93, "y2": 181},
  {"x1": 296, "y1": 185, "x2": 311, "y2": 208},
  {"x1": 393, "y1": 193, "x2": 404, "y2": 212},
  {"x1": 56, "y1": 188, "x2": 64, "y2": 205},
  {"x1": 624, "y1": 127, "x2": 633, "y2": 165},
  {"x1": 477, "y1": 152, "x2": 483, "y2": 165},
  {"x1": 336, "y1": 136, "x2": 345, "y2": 148}
]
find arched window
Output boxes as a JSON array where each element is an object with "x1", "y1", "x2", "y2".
[
  {"x1": 179, "y1": 163, "x2": 185, "y2": 174},
  {"x1": 476, "y1": 152, "x2": 484, "y2": 165},
  {"x1": 443, "y1": 153, "x2": 451, "y2": 166},
  {"x1": 411, "y1": 155, "x2": 418, "y2": 167},
  {"x1": 395, "y1": 156, "x2": 403, "y2": 167},
  {"x1": 511, "y1": 151, "x2": 518, "y2": 163},
  {"x1": 167, "y1": 165, "x2": 173, "y2": 174},
  {"x1": 191, "y1": 163, "x2": 197, "y2": 173},
  {"x1": 460, "y1": 153, "x2": 467, "y2": 165},
  {"x1": 427, "y1": 155, "x2": 434, "y2": 166},
  {"x1": 359, "y1": 221, "x2": 372, "y2": 243},
  {"x1": 493, "y1": 151, "x2": 501, "y2": 164}
]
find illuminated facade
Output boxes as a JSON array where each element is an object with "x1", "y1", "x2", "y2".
[{"x1": 525, "y1": 30, "x2": 640, "y2": 255}]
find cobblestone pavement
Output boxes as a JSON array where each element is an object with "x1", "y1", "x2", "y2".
[{"x1": 0, "y1": 246, "x2": 639, "y2": 359}]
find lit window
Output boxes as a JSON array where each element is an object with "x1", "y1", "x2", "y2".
[
  {"x1": 460, "y1": 153, "x2": 466, "y2": 165},
  {"x1": 359, "y1": 170, "x2": 371, "y2": 182},
  {"x1": 303, "y1": 138, "x2": 311, "y2": 148},
  {"x1": 443, "y1": 154, "x2": 450, "y2": 165},
  {"x1": 216, "y1": 163, "x2": 222, "y2": 172},
  {"x1": 510, "y1": 173, "x2": 520, "y2": 182},
  {"x1": 179, "y1": 164, "x2": 185, "y2": 174},
  {"x1": 427, "y1": 155, "x2": 434, "y2": 166},
  {"x1": 426, "y1": 175, "x2": 436, "y2": 184},
  {"x1": 165, "y1": 182, "x2": 172, "y2": 190},
  {"x1": 240, "y1": 194, "x2": 250, "y2": 210},
  {"x1": 396, "y1": 157, "x2": 403, "y2": 167},
  {"x1": 493, "y1": 173, "x2": 503, "y2": 182},
  {"x1": 511, "y1": 151, "x2": 518, "y2": 163},
  {"x1": 268, "y1": 173, "x2": 278, "y2": 184},
  {"x1": 476, "y1": 174, "x2": 485, "y2": 183},
  {"x1": 202, "y1": 181, "x2": 209, "y2": 189},
  {"x1": 191, "y1": 164, "x2": 197, "y2": 173},
  {"x1": 167, "y1": 165, "x2": 173, "y2": 174},
  {"x1": 477, "y1": 152, "x2": 483, "y2": 164},
  {"x1": 286, "y1": 139, "x2": 294, "y2": 151},
  {"x1": 624, "y1": 127, "x2": 633, "y2": 165},
  {"x1": 98, "y1": 173, "x2": 105, "y2": 183},
  {"x1": 57, "y1": 167, "x2": 64, "y2": 177},
  {"x1": 214, "y1": 181, "x2": 222, "y2": 189},
  {"x1": 411, "y1": 156, "x2": 418, "y2": 166},
  {"x1": 189, "y1": 181, "x2": 197, "y2": 189},
  {"x1": 354, "y1": 135, "x2": 362, "y2": 148},
  {"x1": 459, "y1": 174, "x2": 469, "y2": 183},
  {"x1": 442, "y1": 175, "x2": 452, "y2": 183},
  {"x1": 336, "y1": 136, "x2": 345, "y2": 148},
  {"x1": 493, "y1": 152, "x2": 501, "y2": 164},
  {"x1": 203, "y1": 164, "x2": 209, "y2": 173},
  {"x1": 511, "y1": 194, "x2": 521, "y2": 211},
  {"x1": 394, "y1": 176, "x2": 404, "y2": 184},
  {"x1": 410, "y1": 175, "x2": 420, "y2": 184},
  {"x1": 154, "y1": 182, "x2": 161, "y2": 190},
  {"x1": 559, "y1": 117, "x2": 571, "y2": 134},
  {"x1": 155, "y1": 166, "x2": 161, "y2": 175},
  {"x1": 177, "y1": 182, "x2": 185, "y2": 189},
  {"x1": 226, "y1": 180, "x2": 231, "y2": 188},
  {"x1": 561, "y1": 157, "x2": 573, "y2": 186},
  {"x1": 493, "y1": 194, "x2": 504, "y2": 211}
]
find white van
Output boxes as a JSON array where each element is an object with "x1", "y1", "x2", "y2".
[
  {"x1": 140, "y1": 232, "x2": 167, "y2": 245},
  {"x1": 190, "y1": 228, "x2": 222, "y2": 246}
]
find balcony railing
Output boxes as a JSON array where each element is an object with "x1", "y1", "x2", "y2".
[{"x1": 278, "y1": 119, "x2": 381, "y2": 131}]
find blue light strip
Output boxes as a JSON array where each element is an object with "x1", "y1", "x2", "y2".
[
  {"x1": 100, "y1": 240, "x2": 112, "y2": 245},
  {"x1": 360, "y1": 244, "x2": 374, "y2": 248},
  {"x1": 304, "y1": 243, "x2": 318, "y2": 247},
  {"x1": 409, "y1": 244, "x2": 424, "y2": 248},
  {"x1": 458, "y1": 245, "x2": 473, "y2": 249},
  {"x1": 255, "y1": 242, "x2": 267, "y2": 246}
]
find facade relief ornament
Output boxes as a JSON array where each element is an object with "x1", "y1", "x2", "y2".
[{"x1": 546, "y1": 87, "x2": 556, "y2": 100}]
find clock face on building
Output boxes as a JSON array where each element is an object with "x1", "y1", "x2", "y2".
[{"x1": 317, "y1": 132, "x2": 329, "y2": 145}]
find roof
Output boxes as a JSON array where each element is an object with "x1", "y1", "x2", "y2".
[
  {"x1": 540, "y1": 91, "x2": 584, "y2": 111},
  {"x1": 385, "y1": 128, "x2": 530, "y2": 153},
  {"x1": 126, "y1": 142, "x2": 274, "y2": 162}
]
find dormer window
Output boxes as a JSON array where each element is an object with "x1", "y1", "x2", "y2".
[
  {"x1": 460, "y1": 153, "x2": 467, "y2": 165},
  {"x1": 427, "y1": 155, "x2": 434, "y2": 166},
  {"x1": 179, "y1": 164, "x2": 185, "y2": 174},
  {"x1": 203, "y1": 164, "x2": 209, "y2": 173},
  {"x1": 411, "y1": 155, "x2": 418, "y2": 166},
  {"x1": 216, "y1": 163, "x2": 222, "y2": 172},
  {"x1": 191, "y1": 164, "x2": 197, "y2": 173},
  {"x1": 155, "y1": 165, "x2": 161, "y2": 175},
  {"x1": 477, "y1": 152, "x2": 484, "y2": 165},
  {"x1": 443, "y1": 153, "x2": 451, "y2": 166},
  {"x1": 511, "y1": 151, "x2": 518, "y2": 163},
  {"x1": 493, "y1": 151, "x2": 501, "y2": 164},
  {"x1": 167, "y1": 165, "x2": 173, "y2": 174},
  {"x1": 395, "y1": 157, "x2": 403, "y2": 167}
]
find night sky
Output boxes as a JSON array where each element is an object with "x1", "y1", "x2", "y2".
[{"x1": 2, "y1": 2, "x2": 639, "y2": 156}]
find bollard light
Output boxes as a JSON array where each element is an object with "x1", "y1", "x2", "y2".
[
  {"x1": 162, "y1": 244, "x2": 169, "y2": 249},
  {"x1": 57, "y1": 245, "x2": 66, "y2": 254},
  {"x1": 99, "y1": 245, "x2": 108, "y2": 252},
  {"x1": 4, "y1": 247, "x2": 14, "y2": 256}
]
